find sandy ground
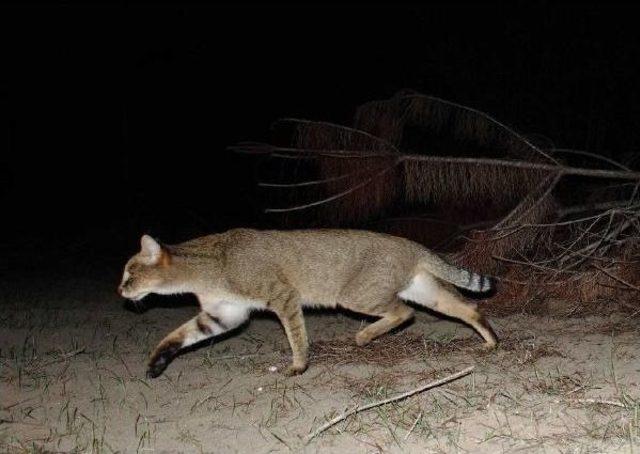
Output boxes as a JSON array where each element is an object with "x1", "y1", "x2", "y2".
[{"x1": 1, "y1": 273, "x2": 639, "y2": 453}]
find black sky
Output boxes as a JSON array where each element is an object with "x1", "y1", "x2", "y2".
[{"x1": 2, "y1": 3, "x2": 640, "y2": 267}]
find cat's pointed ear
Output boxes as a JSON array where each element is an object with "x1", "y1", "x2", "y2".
[{"x1": 140, "y1": 234, "x2": 162, "y2": 262}]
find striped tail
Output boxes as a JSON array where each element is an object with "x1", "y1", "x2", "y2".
[{"x1": 419, "y1": 253, "x2": 494, "y2": 293}]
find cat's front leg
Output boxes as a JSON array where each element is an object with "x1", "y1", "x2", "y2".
[
  {"x1": 147, "y1": 310, "x2": 244, "y2": 378},
  {"x1": 270, "y1": 292, "x2": 309, "y2": 376}
]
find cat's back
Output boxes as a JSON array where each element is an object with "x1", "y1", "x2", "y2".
[
  {"x1": 219, "y1": 228, "x2": 424, "y2": 274},
  {"x1": 222, "y1": 227, "x2": 413, "y2": 250},
  {"x1": 172, "y1": 228, "x2": 424, "y2": 260}
]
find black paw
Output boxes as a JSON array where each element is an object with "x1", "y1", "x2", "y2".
[
  {"x1": 146, "y1": 361, "x2": 167, "y2": 379},
  {"x1": 146, "y1": 346, "x2": 178, "y2": 378}
]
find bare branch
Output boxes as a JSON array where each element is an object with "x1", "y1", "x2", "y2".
[
  {"x1": 265, "y1": 162, "x2": 400, "y2": 213},
  {"x1": 304, "y1": 366, "x2": 474, "y2": 444},
  {"x1": 594, "y1": 264, "x2": 640, "y2": 293},
  {"x1": 401, "y1": 155, "x2": 640, "y2": 180},
  {"x1": 549, "y1": 148, "x2": 631, "y2": 171},
  {"x1": 360, "y1": 93, "x2": 560, "y2": 164},
  {"x1": 558, "y1": 200, "x2": 639, "y2": 218},
  {"x1": 493, "y1": 171, "x2": 562, "y2": 231},
  {"x1": 231, "y1": 142, "x2": 640, "y2": 180}
]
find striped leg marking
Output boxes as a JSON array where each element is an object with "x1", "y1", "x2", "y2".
[{"x1": 147, "y1": 309, "x2": 245, "y2": 378}]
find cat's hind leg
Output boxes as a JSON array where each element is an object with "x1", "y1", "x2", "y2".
[{"x1": 349, "y1": 298, "x2": 415, "y2": 347}]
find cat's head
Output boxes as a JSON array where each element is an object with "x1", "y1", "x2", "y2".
[{"x1": 118, "y1": 235, "x2": 176, "y2": 301}]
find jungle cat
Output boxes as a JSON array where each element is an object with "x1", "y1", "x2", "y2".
[{"x1": 118, "y1": 229, "x2": 497, "y2": 378}]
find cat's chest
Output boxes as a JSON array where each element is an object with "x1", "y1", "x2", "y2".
[{"x1": 198, "y1": 291, "x2": 266, "y2": 314}]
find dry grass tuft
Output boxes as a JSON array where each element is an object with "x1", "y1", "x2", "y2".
[
  {"x1": 309, "y1": 333, "x2": 479, "y2": 368},
  {"x1": 497, "y1": 337, "x2": 565, "y2": 365},
  {"x1": 481, "y1": 261, "x2": 640, "y2": 316}
]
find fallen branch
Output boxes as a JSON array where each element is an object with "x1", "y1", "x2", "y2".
[
  {"x1": 231, "y1": 143, "x2": 640, "y2": 181},
  {"x1": 304, "y1": 365, "x2": 474, "y2": 444},
  {"x1": 403, "y1": 155, "x2": 640, "y2": 180},
  {"x1": 566, "y1": 398, "x2": 627, "y2": 408},
  {"x1": 232, "y1": 141, "x2": 640, "y2": 216},
  {"x1": 593, "y1": 264, "x2": 640, "y2": 293}
]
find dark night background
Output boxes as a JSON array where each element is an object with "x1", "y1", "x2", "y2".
[{"x1": 2, "y1": 2, "x2": 640, "y2": 277}]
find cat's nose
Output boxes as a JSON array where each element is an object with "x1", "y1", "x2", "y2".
[{"x1": 117, "y1": 285, "x2": 123, "y2": 296}]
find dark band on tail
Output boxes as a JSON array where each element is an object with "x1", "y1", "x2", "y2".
[
  {"x1": 419, "y1": 252, "x2": 494, "y2": 293},
  {"x1": 465, "y1": 272, "x2": 493, "y2": 292},
  {"x1": 477, "y1": 275, "x2": 494, "y2": 292}
]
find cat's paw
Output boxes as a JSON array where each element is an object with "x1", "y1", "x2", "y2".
[
  {"x1": 146, "y1": 343, "x2": 179, "y2": 378},
  {"x1": 355, "y1": 332, "x2": 372, "y2": 347},
  {"x1": 285, "y1": 363, "x2": 308, "y2": 376},
  {"x1": 146, "y1": 361, "x2": 167, "y2": 378},
  {"x1": 146, "y1": 355, "x2": 170, "y2": 378},
  {"x1": 481, "y1": 341, "x2": 498, "y2": 351}
]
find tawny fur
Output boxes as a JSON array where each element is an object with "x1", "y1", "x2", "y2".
[{"x1": 118, "y1": 229, "x2": 497, "y2": 378}]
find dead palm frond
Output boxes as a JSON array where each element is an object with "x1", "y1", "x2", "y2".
[
  {"x1": 231, "y1": 90, "x2": 639, "y2": 238},
  {"x1": 230, "y1": 91, "x2": 640, "y2": 306}
]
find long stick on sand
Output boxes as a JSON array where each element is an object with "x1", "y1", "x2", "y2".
[{"x1": 305, "y1": 365, "x2": 475, "y2": 444}]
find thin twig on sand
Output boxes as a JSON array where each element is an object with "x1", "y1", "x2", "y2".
[
  {"x1": 571, "y1": 398, "x2": 627, "y2": 408},
  {"x1": 404, "y1": 411, "x2": 423, "y2": 441},
  {"x1": 304, "y1": 366, "x2": 474, "y2": 444},
  {"x1": 41, "y1": 347, "x2": 86, "y2": 367}
]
